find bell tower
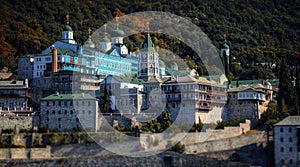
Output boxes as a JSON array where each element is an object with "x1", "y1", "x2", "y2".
[{"x1": 138, "y1": 33, "x2": 160, "y2": 81}]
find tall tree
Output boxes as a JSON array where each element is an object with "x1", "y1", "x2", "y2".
[
  {"x1": 295, "y1": 56, "x2": 300, "y2": 115},
  {"x1": 100, "y1": 79, "x2": 111, "y2": 113},
  {"x1": 278, "y1": 55, "x2": 299, "y2": 117}
]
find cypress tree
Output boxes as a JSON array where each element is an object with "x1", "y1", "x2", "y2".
[
  {"x1": 278, "y1": 55, "x2": 299, "y2": 117},
  {"x1": 100, "y1": 79, "x2": 112, "y2": 113},
  {"x1": 295, "y1": 58, "x2": 300, "y2": 115}
]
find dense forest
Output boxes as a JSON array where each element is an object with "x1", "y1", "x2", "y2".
[{"x1": 0, "y1": 0, "x2": 299, "y2": 79}]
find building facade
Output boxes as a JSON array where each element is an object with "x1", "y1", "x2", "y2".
[
  {"x1": 142, "y1": 74, "x2": 227, "y2": 124},
  {"x1": 138, "y1": 33, "x2": 160, "y2": 81},
  {"x1": 224, "y1": 83, "x2": 272, "y2": 127},
  {"x1": 0, "y1": 80, "x2": 32, "y2": 113},
  {"x1": 274, "y1": 116, "x2": 300, "y2": 167},
  {"x1": 39, "y1": 93, "x2": 99, "y2": 132},
  {"x1": 99, "y1": 75, "x2": 144, "y2": 114}
]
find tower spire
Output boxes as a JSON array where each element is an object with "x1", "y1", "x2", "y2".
[
  {"x1": 116, "y1": 16, "x2": 119, "y2": 30},
  {"x1": 104, "y1": 24, "x2": 108, "y2": 38},
  {"x1": 88, "y1": 28, "x2": 92, "y2": 37},
  {"x1": 66, "y1": 13, "x2": 70, "y2": 25}
]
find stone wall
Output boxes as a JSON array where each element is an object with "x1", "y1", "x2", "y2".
[
  {"x1": 140, "y1": 120, "x2": 251, "y2": 151},
  {"x1": 0, "y1": 115, "x2": 34, "y2": 132},
  {"x1": 0, "y1": 146, "x2": 50, "y2": 159},
  {"x1": 185, "y1": 132, "x2": 266, "y2": 154},
  {"x1": 0, "y1": 151, "x2": 249, "y2": 166}
]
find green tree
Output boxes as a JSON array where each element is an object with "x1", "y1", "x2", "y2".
[
  {"x1": 277, "y1": 55, "x2": 299, "y2": 117},
  {"x1": 278, "y1": 99, "x2": 289, "y2": 119},
  {"x1": 159, "y1": 109, "x2": 172, "y2": 131},
  {"x1": 100, "y1": 79, "x2": 112, "y2": 113}
]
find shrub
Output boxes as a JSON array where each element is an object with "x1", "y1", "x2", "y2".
[
  {"x1": 169, "y1": 142, "x2": 185, "y2": 153},
  {"x1": 19, "y1": 129, "x2": 28, "y2": 133},
  {"x1": 38, "y1": 126, "x2": 49, "y2": 133},
  {"x1": 1, "y1": 129, "x2": 16, "y2": 134},
  {"x1": 153, "y1": 137, "x2": 159, "y2": 146}
]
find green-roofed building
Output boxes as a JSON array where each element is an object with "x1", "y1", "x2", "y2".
[{"x1": 40, "y1": 93, "x2": 99, "y2": 132}]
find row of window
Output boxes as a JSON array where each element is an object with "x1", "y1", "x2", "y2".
[
  {"x1": 281, "y1": 159, "x2": 294, "y2": 165},
  {"x1": 0, "y1": 101, "x2": 26, "y2": 108},
  {"x1": 45, "y1": 110, "x2": 93, "y2": 115},
  {"x1": 100, "y1": 60, "x2": 131, "y2": 71},
  {"x1": 45, "y1": 100, "x2": 92, "y2": 107},
  {"x1": 280, "y1": 137, "x2": 293, "y2": 142},
  {"x1": 280, "y1": 127, "x2": 293, "y2": 133},
  {"x1": 36, "y1": 65, "x2": 45, "y2": 69},
  {"x1": 280, "y1": 147, "x2": 294, "y2": 152}
]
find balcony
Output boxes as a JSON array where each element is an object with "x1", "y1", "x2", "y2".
[
  {"x1": 0, "y1": 107, "x2": 33, "y2": 112},
  {"x1": 196, "y1": 105, "x2": 212, "y2": 110},
  {"x1": 80, "y1": 78, "x2": 101, "y2": 83},
  {"x1": 80, "y1": 85, "x2": 100, "y2": 91}
]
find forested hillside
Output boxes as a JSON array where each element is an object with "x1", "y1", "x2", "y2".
[{"x1": 0, "y1": 0, "x2": 299, "y2": 80}]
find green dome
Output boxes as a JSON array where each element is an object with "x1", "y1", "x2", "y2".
[
  {"x1": 222, "y1": 43, "x2": 229, "y2": 49},
  {"x1": 112, "y1": 28, "x2": 124, "y2": 37},
  {"x1": 84, "y1": 40, "x2": 95, "y2": 48},
  {"x1": 63, "y1": 25, "x2": 73, "y2": 31},
  {"x1": 159, "y1": 60, "x2": 166, "y2": 68},
  {"x1": 101, "y1": 37, "x2": 110, "y2": 42}
]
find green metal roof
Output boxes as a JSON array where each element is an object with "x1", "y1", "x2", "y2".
[
  {"x1": 112, "y1": 28, "x2": 124, "y2": 37},
  {"x1": 63, "y1": 25, "x2": 73, "y2": 31},
  {"x1": 41, "y1": 93, "x2": 95, "y2": 101},
  {"x1": 224, "y1": 79, "x2": 279, "y2": 87},
  {"x1": 111, "y1": 75, "x2": 145, "y2": 85},
  {"x1": 141, "y1": 33, "x2": 155, "y2": 51},
  {"x1": 101, "y1": 37, "x2": 110, "y2": 42},
  {"x1": 222, "y1": 43, "x2": 229, "y2": 49}
]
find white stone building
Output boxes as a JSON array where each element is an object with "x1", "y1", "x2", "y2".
[
  {"x1": 224, "y1": 84, "x2": 272, "y2": 127},
  {"x1": 142, "y1": 75, "x2": 227, "y2": 124},
  {"x1": 39, "y1": 93, "x2": 99, "y2": 132},
  {"x1": 274, "y1": 116, "x2": 300, "y2": 167},
  {"x1": 0, "y1": 80, "x2": 32, "y2": 113}
]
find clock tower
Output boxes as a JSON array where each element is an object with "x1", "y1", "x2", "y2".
[{"x1": 138, "y1": 33, "x2": 160, "y2": 81}]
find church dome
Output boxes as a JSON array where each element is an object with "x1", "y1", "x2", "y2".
[
  {"x1": 112, "y1": 28, "x2": 125, "y2": 37},
  {"x1": 63, "y1": 25, "x2": 73, "y2": 31},
  {"x1": 159, "y1": 60, "x2": 166, "y2": 68},
  {"x1": 101, "y1": 37, "x2": 110, "y2": 42},
  {"x1": 84, "y1": 38, "x2": 95, "y2": 48},
  {"x1": 222, "y1": 43, "x2": 229, "y2": 49}
]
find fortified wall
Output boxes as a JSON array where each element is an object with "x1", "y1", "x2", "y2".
[
  {"x1": 0, "y1": 114, "x2": 39, "y2": 132},
  {"x1": 140, "y1": 120, "x2": 251, "y2": 152},
  {"x1": 0, "y1": 146, "x2": 51, "y2": 159}
]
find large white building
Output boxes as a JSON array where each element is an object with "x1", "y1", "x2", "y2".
[
  {"x1": 39, "y1": 93, "x2": 99, "y2": 132},
  {"x1": 274, "y1": 116, "x2": 300, "y2": 167}
]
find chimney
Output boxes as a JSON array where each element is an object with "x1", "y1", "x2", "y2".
[
  {"x1": 52, "y1": 48, "x2": 58, "y2": 72},
  {"x1": 24, "y1": 79, "x2": 28, "y2": 88}
]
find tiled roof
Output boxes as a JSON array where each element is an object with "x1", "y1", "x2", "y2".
[
  {"x1": 275, "y1": 116, "x2": 300, "y2": 126},
  {"x1": 41, "y1": 93, "x2": 95, "y2": 101}
]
